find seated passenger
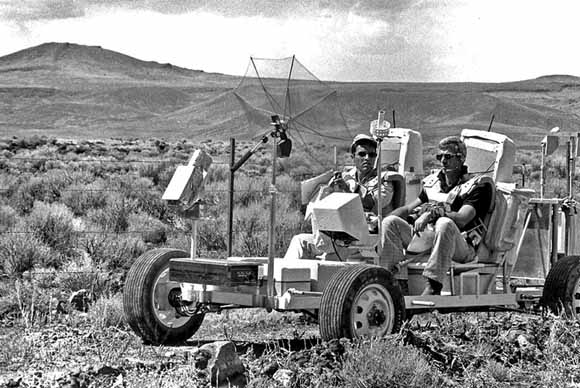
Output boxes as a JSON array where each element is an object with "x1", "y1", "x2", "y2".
[
  {"x1": 379, "y1": 136, "x2": 492, "y2": 295},
  {"x1": 284, "y1": 134, "x2": 395, "y2": 261}
]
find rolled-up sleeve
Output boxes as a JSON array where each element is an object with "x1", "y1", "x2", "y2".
[
  {"x1": 375, "y1": 180, "x2": 394, "y2": 215},
  {"x1": 361, "y1": 178, "x2": 394, "y2": 215}
]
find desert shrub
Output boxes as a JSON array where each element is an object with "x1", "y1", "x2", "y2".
[
  {"x1": 121, "y1": 176, "x2": 169, "y2": 220},
  {"x1": 0, "y1": 232, "x2": 54, "y2": 275},
  {"x1": 137, "y1": 160, "x2": 175, "y2": 186},
  {"x1": 0, "y1": 205, "x2": 17, "y2": 232},
  {"x1": 233, "y1": 202, "x2": 269, "y2": 256},
  {"x1": 61, "y1": 181, "x2": 108, "y2": 216},
  {"x1": 235, "y1": 175, "x2": 268, "y2": 207},
  {"x1": 79, "y1": 232, "x2": 147, "y2": 271},
  {"x1": 127, "y1": 212, "x2": 168, "y2": 244},
  {"x1": 0, "y1": 278, "x2": 58, "y2": 327},
  {"x1": 26, "y1": 201, "x2": 77, "y2": 259},
  {"x1": 53, "y1": 254, "x2": 115, "y2": 296},
  {"x1": 338, "y1": 338, "x2": 444, "y2": 388},
  {"x1": 203, "y1": 179, "x2": 228, "y2": 211},
  {"x1": 197, "y1": 216, "x2": 228, "y2": 255},
  {"x1": 0, "y1": 173, "x2": 17, "y2": 197},
  {"x1": 277, "y1": 173, "x2": 301, "y2": 209},
  {"x1": 163, "y1": 233, "x2": 191, "y2": 254},
  {"x1": 43, "y1": 159, "x2": 66, "y2": 170},
  {"x1": 86, "y1": 193, "x2": 130, "y2": 232},
  {"x1": 87, "y1": 294, "x2": 126, "y2": 329},
  {"x1": 11, "y1": 170, "x2": 70, "y2": 214},
  {"x1": 65, "y1": 168, "x2": 100, "y2": 184},
  {"x1": 206, "y1": 163, "x2": 230, "y2": 184}
]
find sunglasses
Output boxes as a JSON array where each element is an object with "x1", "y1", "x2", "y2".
[
  {"x1": 356, "y1": 151, "x2": 377, "y2": 158},
  {"x1": 436, "y1": 153, "x2": 461, "y2": 161}
]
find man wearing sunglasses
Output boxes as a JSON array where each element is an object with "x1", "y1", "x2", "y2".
[
  {"x1": 379, "y1": 136, "x2": 492, "y2": 295},
  {"x1": 284, "y1": 134, "x2": 395, "y2": 260}
]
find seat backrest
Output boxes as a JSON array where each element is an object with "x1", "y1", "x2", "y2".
[
  {"x1": 379, "y1": 128, "x2": 424, "y2": 175},
  {"x1": 477, "y1": 184, "x2": 534, "y2": 263},
  {"x1": 461, "y1": 129, "x2": 516, "y2": 183},
  {"x1": 384, "y1": 172, "x2": 406, "y2": 212}
]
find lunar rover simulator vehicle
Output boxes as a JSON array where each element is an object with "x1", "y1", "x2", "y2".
[{"x1": 123, "y1": 114, "x2": 580, "y2": 345}]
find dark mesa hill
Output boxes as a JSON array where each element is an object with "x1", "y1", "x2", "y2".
[{"x1": 1, "y1": 42, "x2": 580, "y2": 148}]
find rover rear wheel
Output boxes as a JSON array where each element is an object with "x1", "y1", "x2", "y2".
[
  {"x1": 123, "y1": 248, "x2": 205, "y2": 345},
  {"x1": 319, "y1": 265, "x2": 405, "y2": 340},
  {"x1": 542, "y1": 255, "x2": 580, "y2": 319}
]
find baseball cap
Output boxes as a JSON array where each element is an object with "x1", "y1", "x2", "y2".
[{"x1": 350, "y1": 134, "x2": 377, "y2": 154}]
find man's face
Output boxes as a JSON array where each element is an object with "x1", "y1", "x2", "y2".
[
  {"x1": 436, "y1": 146, "x2": 464, "y2": 173},
  {"x1": 354, "y1": 144, "x2": 377, "y2": 176}
]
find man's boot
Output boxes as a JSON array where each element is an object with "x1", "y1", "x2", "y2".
[{"x1": 421, "y1": 277, "x2": 443, "y2": 295}]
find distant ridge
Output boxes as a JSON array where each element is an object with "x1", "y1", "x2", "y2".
[
  {"x1": 534, "y1": 74, "x2": 580, "y2": 83},
  {"x1": 0, "y1": 42, "x2": 232, "y2": 83},
  {"x1": 0, "y1": 42, "x2": 198, "y2": 72},
  {"x1": 1, "y1": 42, "x2": 580, "y2": 144}
]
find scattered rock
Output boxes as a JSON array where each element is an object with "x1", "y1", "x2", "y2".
[
  {"x1": 259, "y1": 361, "x2": 279, "y2": 377},
  {"x1": 272, "y1": 369, "x2": 294, "y2": 387},
  {"x1": 517, "y1": 334, "x2": 530, "y2": 348},
  {"x1": 69, "y1": 289, "x2": 91, "y2": 312},
  {"x1": 4, "y1": 376, "x2": 22, "y2": 387},
  {"x1": 192, "y1": 348, "x2": 212, "y2": 369},
  {"x1": 96, "y1": 365, "x2": 121, "y2": 376},
  {"x1": 196, "y1": 341, "x2": 246, "y2": 385},
  {"x1": 111, "y1": 374, "x2": 124, "y2": 388}
]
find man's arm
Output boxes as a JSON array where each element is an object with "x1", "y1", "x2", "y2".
[
  {"x1": 443, "y1": 204, "x2": 476, "y2": 229},
  {"x1": 390, "y1": 197, "x2": 423, "y2": 220},
  {"x1": 446, "y1": 182, "x2": 491, "y2": 229},
  {"x1": 370, "y1": 180, "x2": 395, "y2": 215}
]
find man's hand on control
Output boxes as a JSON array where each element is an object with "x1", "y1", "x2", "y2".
[
  {"x1": 413, "y1": 212, "x2": 431, "y2": 235},
  {"x1": 329, "y1": 174, "x2": 350, "y2": 192},
  {"x1": 364, "y1": 212, "x2": 378, "y2": 232}
]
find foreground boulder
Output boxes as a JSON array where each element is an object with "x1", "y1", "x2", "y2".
[{"x1": 194, "y1": 341, "x2": 245, "y2": 385}]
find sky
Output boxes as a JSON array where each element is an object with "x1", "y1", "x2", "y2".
[{"x1": 0, "y1": 0, "x2": 579, "y2": 82}]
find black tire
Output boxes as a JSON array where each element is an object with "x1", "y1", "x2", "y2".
[
  {"x1": 542, "y1": 255, "x2": 580, "y2": 318},
  {"x1": 319, "y1": 264, "x2": 405, "y2": 341},
  {"x1": 123, "y1": 248, "x2": 205, "y2": 345}
]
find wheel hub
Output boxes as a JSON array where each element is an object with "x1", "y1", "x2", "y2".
[
  {"x1": 152, "y1": 267, "x2": 192, "y2": 328},
  {"x1": 351, "y1": 283, "x2": 395, "y2": 337},
  {"x1": 367, "y1": 305, "x2": 387, "y2": 327},
  {"x1": 168, "y1": 288, "x2": 184, "y2": 308}
]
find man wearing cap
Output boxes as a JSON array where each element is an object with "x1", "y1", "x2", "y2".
[
  {"x1": 379, "y1": 136, "x2": 492, "y2": 295},
  {"x1": 284, "y1": 134, "x2": 395, "y2": 261}
]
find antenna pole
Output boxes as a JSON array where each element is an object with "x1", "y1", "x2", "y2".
[
  {"x1": 372, "y1": 110, "x2": 390, "y2": 261},
  {"x1": 283, "y1": 55, "x2": 295, "y2": 120},
  {"x1": 266, "y1": 131, "x2": 278, "y2": 308},
  {"x1": 227, "y1": 138, "x2": 235, "y2": 257},
  {"x1": 540, "y1": 143, "x2": 546, "y2": 198},
  {"x1": 487, "y1": 114, "x2": 495, "y2": 132}
]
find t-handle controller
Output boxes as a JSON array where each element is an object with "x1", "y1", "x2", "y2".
[{"x1": 370, "y1": 110, "x2": 391, "y2": 139}]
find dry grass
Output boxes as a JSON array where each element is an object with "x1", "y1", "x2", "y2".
[{"x1": 1, "y1": 136, "x2": 580, "y2": 387}]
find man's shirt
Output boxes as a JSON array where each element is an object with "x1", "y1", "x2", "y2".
[
  {"x1": 342, "y1": 166, "x2": 395, "y2": 216},
  {"x1": 418, "y1": 167, "x2": 492, "y2": 232}
]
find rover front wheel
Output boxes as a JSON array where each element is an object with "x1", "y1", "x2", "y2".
[{"x1": 319, "y1": 265, "x2": 405, "y2": 341}]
